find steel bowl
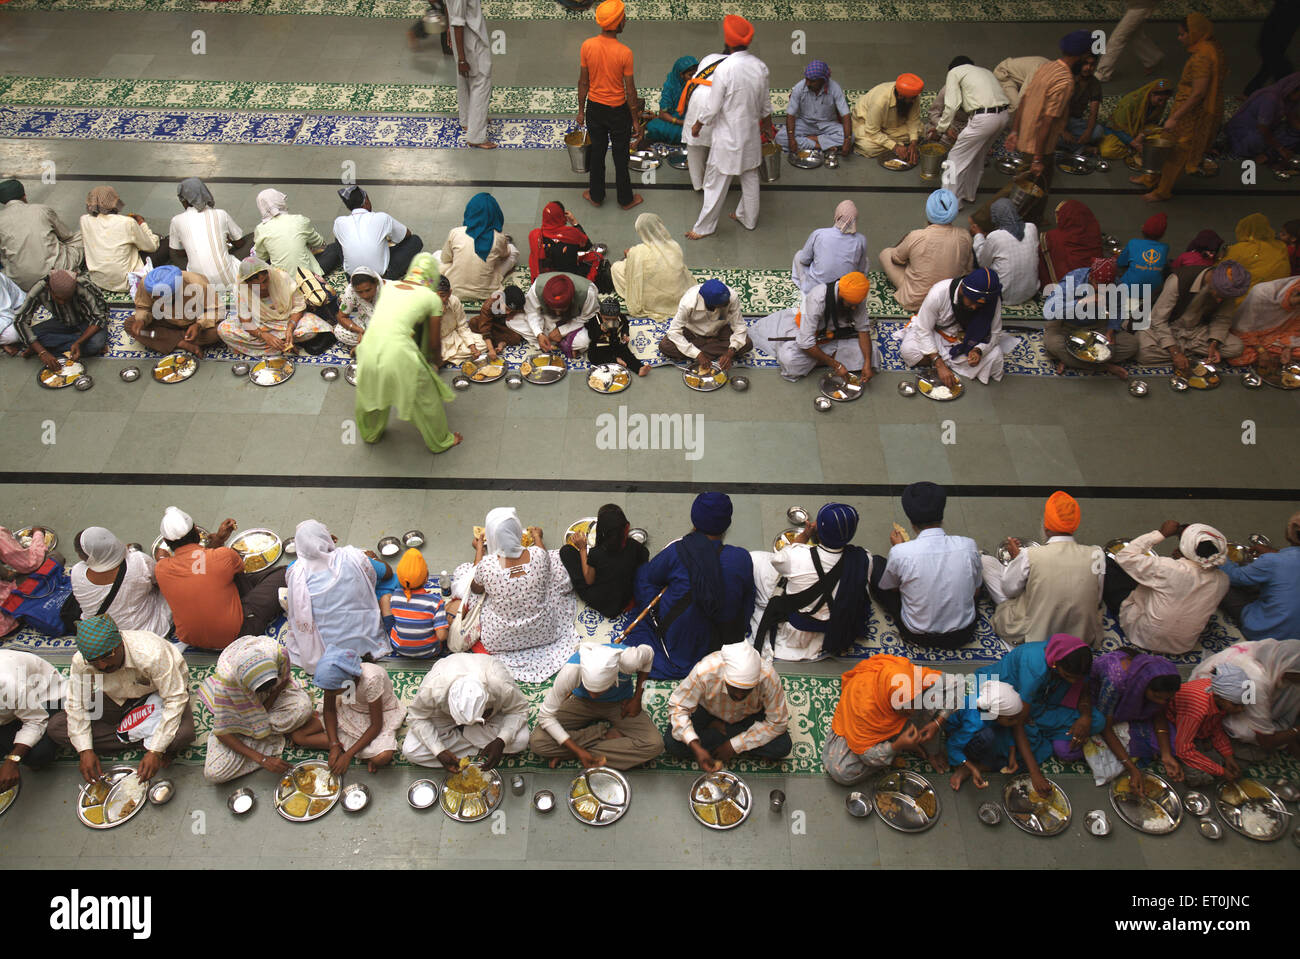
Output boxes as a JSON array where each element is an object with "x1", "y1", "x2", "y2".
[
  {"x1": 511, "y1": 775, "x2": 526, "y2": 796},
  {"x1": 627, "y1": 527, "x2": 648, "y2": 545},
  {"x1": 1200, "y1": 818, "x2": 1223, "y2": 840},
  {"x1": 813, "y1": 395, "x2": 834, "y2": 412},
  {"x1": 119, "y1": 366, "x2": 141, "y2": 383},
  {"x1": 1184, "y1": 791, "x2": 1211, "y2": 816},
  {"x1": 407, "y1": 779, "x2": 439, "y2": 810},
  {"x1": 344, "y1": 363, "x2": 358, "y2": 386},
  {"x1": 341, "y1": 782, "x2": 371, "y2": 813},
  {"x1": 402, "y1": 529, "x2": 426, "y2": 548},
  {"x1": 1128, "y1": 379, "x2": 1149, "y2": 397},
  {"x1": 1169, "y1": 376, "x2": 1190, "y2": 392},
  {"x1": 505, "y1": 371, "x2": 524, "y2": 389},
  {"x1": 729, "y1": 374, "x2": 750, "y2": 392},
  {"x1": 1095, "y1": 159, "x2": 1110, "y2": 173},
  {"x1": 1249, "y1": 533, "x2": 1272, "y2": 550},
  {"x1": 283, "y1": 537, "x2": 296, "y2": 556},
  {"x1": 533, "y1": 789, "x2": 556, "y2": 813},
  {"x1": 1085, "y1": 809, "x2": 1112, "y2": 836},
  {"x1": 321, "y1": 366, "x2": 340, "y2": 381},
  {"x1": 1274, "y1": 780, "x2": 1300, "y2": 803},
  {"x1": 846, "y1": 791, "x2": 872, "y2": 818},
  {"x1": 978, "y1": 801, "x2": 1003, "y2": 825},
  {"x1": 73, "y1": 375, "x2": 93, "y2": 392},
  {"x1": 824, "y1": 152, "x2": 840, "y2": 169},
  {"x1": 898, "y1": 379, "x2": 917, "y2": 397},
  {"x1": 666, "y1": 148, "x2": 690, "y2": 170},
  {"x1": 147, "y1": 779, "x2": 175, "y2": 806},
  {"x1": 786, "y1": 506, "x2": 809, "y2": 526},
  {"x1": 452, "y1": 375, "x2": 472, "y2": 391},
  {"x1": 377, "y1": 536, "x2": 402, "y2": 559},
  {"x1": 227, "y1": 787, "x2": 256, "y2": 816},
  {"x1": 770, "y1": 789, "x2": 786, "y2": 812},
  {"x1": 1242, "y1": 369, "x2": 1264, "y2": 389},
  {"x1": 231, "y1": 362, "x2": 251, "y2": 377}
]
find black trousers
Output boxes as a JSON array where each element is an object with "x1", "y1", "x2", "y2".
[
  {"x1": 586, "y1": 99, "x2": 635, "y2": 207},
  {"x1": 234, "y1": 565, "x2": 289, "y2": 638},
  {"x1": 318, "y1": 234, "x2": 423, "y2": 281},
  {"x1": 867, "y1": 555, "x2": 977, "y2": 650},
  {"x1": 662, "y1": 707, "x2": 793, "y2": 760},
  {"x1": 0, "y1": 718, "x2": 57, "y2": 769},
  {"x1": 1102, "y1": 556, "x2": 1140, "y2": 615},
  {"x1": 558, "y1": 544, "x2": 634, "y2": 619}
]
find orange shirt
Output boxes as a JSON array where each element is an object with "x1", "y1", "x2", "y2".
[
  {"x1": 154, "y1": 543, "x2": 245, "y2": 649},
  {"x1": 580, "y1": 35, "x2": 634, "y2": 108}
]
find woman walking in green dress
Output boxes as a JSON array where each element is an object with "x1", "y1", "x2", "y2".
[{"x1": 354, "y1": 252, "x2": 463, "y2": 452}]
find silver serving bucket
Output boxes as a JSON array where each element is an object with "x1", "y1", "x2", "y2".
[
  {"x1": 759, "y1": 143, "x2": 781, "y2": 183},
  {"x1": 1141, "y1": 137, "x2": 1176, "y2": 174},
  {"x1": 565, "y1": 129, "x2": 591, "y2": 175},
  {"x1": 919, "y1": 142, "x2": 948, "y2": 182}
]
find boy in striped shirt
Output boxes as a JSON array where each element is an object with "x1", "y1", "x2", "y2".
[{"x1": 382, "y1": 549, "x2": 449, "y2": 659}]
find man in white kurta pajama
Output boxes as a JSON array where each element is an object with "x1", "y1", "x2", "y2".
[
  {"x1": 896, "y1": 270, "x2": 1013, "y2": 386},
  {"x1": 447, "y1": 0, "x2": 494, "y2": 148},
  {"x1": 750, "y1": 271, "x2": 874, "y2": 382},
  {"x1": 401, "y1": 653, "x2": 531, "y2": 770},
  {"x1": 682, "y1": 51, "x2": 728, "y2": 192},
  {"x1": 687, "y1": 16, "x2": 774, "y2": 239}
]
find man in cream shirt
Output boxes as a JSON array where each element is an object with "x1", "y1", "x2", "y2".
[
  {"x1": 0, "y1": 649, "x2": 65, "y2": 794},
  {"x1": 402, "y1": 653, "x2": 530, "y2": 770}
]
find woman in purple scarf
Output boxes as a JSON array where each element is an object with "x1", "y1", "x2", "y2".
[{"x1": 1090, "y1": 647, "x2": 1181, "y2": 790}]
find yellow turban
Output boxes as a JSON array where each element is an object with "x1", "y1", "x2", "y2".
[
  {"x1": 396, "y1": 548, "x2": 429, "y2": 601},
  {"x1": 595, "y1": 0, "x2": 625, "y2": 30},
  {"x1": 1043, "y1": 491, "x2": 1081, "y2": 535},
  {"x1": 838, "y1": 272, "x2": 870, "y2": 305}
]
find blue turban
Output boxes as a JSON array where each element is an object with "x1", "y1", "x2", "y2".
[
  {"x1": 144, "y1": 265, "x2": 184, "y2": 298},
  {"x1": 804, "y1": 60, "x2": 831, "y2": 81},
  {"x1": 1210, "y1": 664, "x2": 1249, "y2": 703},
  {"x1": 901, "y1": 481, "x2": 946, "y2": 526},
  {"x1": 959, "y1": 267, "x2": 1002, "y2": 306},
  {"x1": 313, "y1": 646, "x2": 363, "y2": 691},
  {"x1": 925, "y1": 189, "x2": 958, "y2": 225},
  {"x1": 816, "y1": 503, "x2": 859, "y2": 549},
  {"x1": 699, "y1": 279, "x2": 731, "y2": 309},
  {"x1": 691, "y1": 491, "x2": 733, "y2": 535},
  {"x1": 1060, "y1": 29, "x2": 1092, "y2": 55}
]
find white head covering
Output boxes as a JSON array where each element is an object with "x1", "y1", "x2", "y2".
[
  {"x1": 1179, "y1": 523, "x2": 1227, "y2": 569},
  {"x1": 485, "y1": 507, "x2": 524, "y2": 558},
  {"x1": 579, "y1": 643, "x2": 624, "y2": 693},
  {"x1": 284, "y1": 519, "x2": 336, "y2": 672},
  {"x1": 834, "y1": 199, "x2": 858, "y2": 234},
  {"x1": 160, "y1": 506, "x2": 194, "y2": 541},
  {"x1": 720, "y1": 641, "x2": 761, "y2": 689},
  {"x1": 256, "y1": 188, "x2": 288, "y2": 223},
  {"x1": 976, "y1": 680, "x2": 1023, "y2": 718},
  {"x1": 79, "y1": 527, "x2": 126, "y2": 573},
  {"x1": 448, "y1": 676, "x2": 489, "y2": 725}
]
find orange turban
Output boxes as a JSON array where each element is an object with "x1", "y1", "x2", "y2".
[
  {"x1": 830, "y1": 655, "x2": 942, "y2": 754},
  {"x1": 895, "y1": 73, "x2": 924, "y2": 98},
  {"x1": 1043, "y1": 491, "x2": 1081, "y2": 535},
  {"x1": 395, "y1": 548, "x2": 429, "y2": 601},
  {"x1": 723, "y1": 14, "x2": 754, "y2": 47},
  {"x1": 838, "y1": 271, "x2": 870, "y2": 305},
  {"x1": 595, "y1": 0, "x2": 625, "y2": 30}
]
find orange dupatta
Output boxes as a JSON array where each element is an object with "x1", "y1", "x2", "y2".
[{"x1": 830, "y1": 655, "x2": 942, "y2": 754}]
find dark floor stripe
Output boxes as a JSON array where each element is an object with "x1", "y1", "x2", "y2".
[{"x1": 2, "y1": 472, "x2": 1296, "y2": 500}]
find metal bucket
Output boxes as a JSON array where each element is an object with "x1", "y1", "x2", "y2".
[
  {"x1": 1141, "y1": 137, "x2": 1176, "y2": 174},
  {"x1": 565, "y1": 129, "x2": 591, "y2": 175},
  {"x1": 1008, "y1": 175, "x2": 1045, "y2": 217},
  {"x1": 919, "y1": 142, "x2": 948, "y2": 182},
  {"x1": 759, "y1": 142, "x2": 781, "y2": 183}
]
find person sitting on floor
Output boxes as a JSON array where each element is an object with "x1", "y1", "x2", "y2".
[
  {"x1": 126, "y1": 265, "x2": 223, "y2": 357},
  {"x1": 529, "y1": 642, "x2": 664, "y2": 769},
  {"x1": 1089, "y1": 647, "x2": 1183, "y2": 791},
  {"x1": 749, "y1": 502, "x2": 872, "y2": 662},
  {"x1": 558, "y1": 503, "x2": 650, "y2": 618},
  {"x1": 314, "y1": 647, "x2": 405, "y2": 776},
  {"x1": 1161, "y1": 667, "x2": 1247, "y2": 784},
  {"x1": 981, "y1": 491, "x2": 1105, "y2": 648},
  {"x1": 168, "y1": 177, "x2": 247, "y2": 289},
  {"x1": 518, "y1": 271, "x2": 600, "y2": 354},
  {"x1": 12, "y1": 269, "x2": 108, "y2": 371},
  {"x1": 851, "y1": 72, "x2": 923, "y2": 161},
  {"x1": 528, "y1": 201, "x2": 601, "y2": 284},
  {"x1": 640, "y1": 56, "x2": 699, "y2": 146},
  {"x1": 325, "y1": 185, "x2": 423, "y2": 282},
  {"x1": 217, "y1": 256, "x2": 332, "y2": 358},
  {"x1": 750, "y1": 271, "x2": 874, "y2": 383},
  {"x1": 1059, "y1": 53, "x2": 1103, "y2": 150},
  {"x1": 1168, "y1": 228, "x2": 1223, "y2": 271},
  {"x1": 1039, "y1": 200, "x2": 1103, "y2": 289},
  {"x1": 896, "y1": 267, "x2": 1008, "y2": 388},
  {"x1": 971, "y1": 199, "x2": 1039, "y2": 307},
  {"x1": 403, "y1": 652, "x2": 531, "y2": 770},
  {"x1": 784, "y1": 59, "x2": 853, "y2": 155},
  {"x1": 1191, "y1": 640, "x2": 1300, "y2": 760},
  {"x1": 1230, "y1": 275, "x2": 1300, "y2": 373},
  {"x1": 1223, "y1": 213, "x2": 1291, "y2": 293},
  {"x1": 1223, "y1": 72, "x2": 1300, "y2": 166},
  {"x1": 1104, "y1": 521, "x2": 1229, "y2": 655},
  {"x1": 333, "y1": 266, "x2": 383, "y2": 350},
  {"x1": 252, "y1": 188, "x2": 335, "y2": 278},
  {"x1": 584, "y1": 297, "x2": 648, "y2": 375},
  {"x1": 1042, "y1": 257, "x2": 1139, "y2": 378},
  {"x1": 667, "y1": 640, "x2": 791, "y2": 769},
  {"x1": 1099, "y1": 78, "x2": 1172, "y2": 160},
  {"x1": 945, "y1": 680, "x2": 1027, "y2": 792},
  {"x1": 435, "y1": 275, "x2": 495, "y2": 365},
  {"x1": 870, "y1": 481, "x2": 982, "y2": 650},
  {"x1": 0, "y1": 649, "x2": 65, "y2": 795},
  {"x1": 1220, "y1": 510, "x2": 1300, "y2": 642},
  {"x1": 154, "y1": 507, "x2": 288, "y2": 651},
  {"x1": 822, "y1": 653, "x2": 959, "y2": 784},
  {"x1": 611, "y1": 212, "x2": 694, "y2": 320},
  {"x1": 0, "y1": 178, "x2": 83, "y2": 292},
  {"x1": 791, "y1": 200, "x2": 869, "y2": 294},
  {"x1": 1135, "y1": 259, "x2": 1250, "y2": 371},
  {"x1": 659, "y1": 278, "x2": 752, "y2": 370},
  {"x1": 628, "y1": 492, "x2": 754, "y2": 680},
  {"x1": 438, "y1": 192, "x2": 518, "y2": 300},
  {"x1": 79, "y1": 186, "x2": 162, "y2": 293},
  {"x1": 70, "y1": 527, "x2": 172, "y2": 637},
  {"x1": 381, "y1": 548, "x2": 449, "y2": 659},
  {"x1": 471, "y1": 285, "x2": 527, "y2": 349},
  {"x1": 878, "y1": 189, "x2": 972, "y2": 311},
  {"x1": 1117, "y1": 212, "x2": 1170, "y2": 308},
  {"x1": 48, "y1": 614, "x2": 197, "y2": 784},
  {"x1": 0, "y1": 528, "x2": 51, "y2": 637},
  {"x1": 197, "y1": 634, "x2": 328, "y2": 784},
  {"x1": 0, "y1": 273, "x2": 25, "y2": 351}
]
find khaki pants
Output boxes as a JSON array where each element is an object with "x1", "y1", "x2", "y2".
[{"x1": 527, "y1": 696, "x2": 665, "y2": 770}]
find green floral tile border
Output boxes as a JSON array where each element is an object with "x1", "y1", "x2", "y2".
[{"x1": 2, "y1": 0, "x2": 1270, "y2": 21}]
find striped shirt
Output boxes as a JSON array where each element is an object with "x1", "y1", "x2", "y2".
[
  {"x1": 1168, "y1": 677, "x2": 1234, "y2": 777},
  {"x1": 667, "y1": 650, "x2": 791, "y2": 755},
  {"x1": 388, "y1": 587, "x2": 449, "y2": 659}
]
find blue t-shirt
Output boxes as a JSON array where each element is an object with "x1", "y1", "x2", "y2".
[{"x1": 1117, "y1": 238, "x2": 1169, "y2": 292}]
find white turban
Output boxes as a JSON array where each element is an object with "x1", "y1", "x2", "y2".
[
  {"x1": 579, "y1": 643, "x2": 623, "y2": 693},
  {"x1": 976, "y1": 680, "x2": 1023, "y2": 718},
  {"x1": 720, "y1": 641, "x2": 761, "y2": 689},
  {"x1": 448, "y1": 676, "x2": 488, "y2": 726},
  {"x1": 1179, "y1": 523, "x2": 1227, "y2": 569},
  {"x1": 79, "y1": 527, "x2": 126, "y2": 573},
  {"x1": 160, "y1": 506, "x2": 194, "y2": 541}
]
